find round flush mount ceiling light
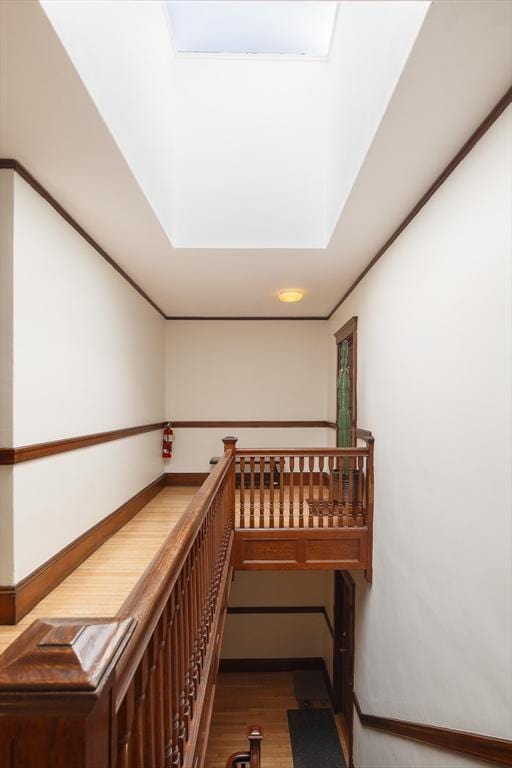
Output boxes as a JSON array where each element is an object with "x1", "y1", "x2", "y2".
[{"x1": 278, "y1": 289, "x2": 304, "y2": 303}]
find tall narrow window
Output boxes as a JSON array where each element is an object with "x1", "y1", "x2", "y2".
[{"x1": 334, "y1": 317, "x2": 357, "y2": 447}]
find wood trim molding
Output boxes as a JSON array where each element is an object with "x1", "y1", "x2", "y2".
[
  {"x1": 328, "y1": 86, "x2": 512, "y2": 317},
  {"x1": 334, "y1": 316, "x2": 358, "y2": 345},
  {"x1": 353, "y1": 694, "x2": 512, "y2": 767},
  {"x1": 0, "y1": 474, "x2": 166, "y2": 624},
  {"x1": 226, "y1": 605, "x2": 334, "y2": 637},
  {"x1": 0, "y1": 421, "x2": 167, "y2": 465},
  {"x1": 165, "y1": 472, "x2": 209, "y2": 486},
  {"x1": 166, "y1": 316, "x2": 325, "y2": 321},
  {"x1": 171, "y1": 420, "x2": 333, "y2": 429},
  {"x1": 0, "y1": 159, "x2": 167, "y2": 319}
]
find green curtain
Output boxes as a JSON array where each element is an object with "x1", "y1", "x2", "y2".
[{"x1": 337, "y1": 340, "x2": 351, "y2": 458}]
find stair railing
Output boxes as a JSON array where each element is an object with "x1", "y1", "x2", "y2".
[{"x1": 0, "y1": 437, "x2": 237, "y2": 768}]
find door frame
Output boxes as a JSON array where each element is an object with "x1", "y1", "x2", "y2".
[
  {"x1": 333, "y1": 570, "x2": 355, "y2": 766},
  {"x1": 334, "y1": 316, "x2": 358, "y2": 446}
]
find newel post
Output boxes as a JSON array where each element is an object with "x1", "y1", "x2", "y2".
[
  {"x1": 248, "y1": 726, "x2": 263, "y2": 768},
  {"x1": 222, "y1": 436, "x2": 238, "y2": 528},
  {"x1": 0, "y1": 617, "x2": 135, "y2": 768}
]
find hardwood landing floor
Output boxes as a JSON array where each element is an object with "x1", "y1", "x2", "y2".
[
  {"x1": 0, "y1": 486, "x2": 197, "y2": 655},
  {"x1": 205, "y1": 671, "x2": 297, "y2": 768},
  {"x1": 205, "y1": 671, "x2": 350, "y2": 768}
]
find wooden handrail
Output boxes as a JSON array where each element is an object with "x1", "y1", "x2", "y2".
[
  {"x1": 0, "y1": 439, "x2": 237, "y2": 768},
  {"x1": 355, "y1": 428, "x2": 375, "y2": 444},
  {"x1": 236, "y1": 447, "x2": 369, "y2": 457}
]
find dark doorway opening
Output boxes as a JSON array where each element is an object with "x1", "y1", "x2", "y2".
[{"x1": 332, "y1": 571, "x2": 355, "y2": 765}]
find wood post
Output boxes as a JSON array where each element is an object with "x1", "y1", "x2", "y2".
[
  {"x1": 364, "y1": 435, "x2": 375, "y2": 584},
  {"x1": 0, "y1": 617, "x2": 135, "y2": 768},
  {"x1": 222, "y1": 436, "x2": 238, "y2": 528}
]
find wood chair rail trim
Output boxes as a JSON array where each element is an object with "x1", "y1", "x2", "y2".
[
  {"x1": 171, "y1": 420, "x2": 335, "y2": 428},
  {"x1": 354, "y1": 694, "x2": 512, "y2": 767},
  {"x1": 0, "y1": 421, "x2": 167, "y2": 464},
  {"x1": 0, "y1": 474, "x2": 166, "y2": 625}
]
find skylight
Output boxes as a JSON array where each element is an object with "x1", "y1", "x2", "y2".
[{"x1": 166, "y1": 1, "x2": 338, "y2": 57}]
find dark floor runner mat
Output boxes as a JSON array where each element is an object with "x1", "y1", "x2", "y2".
[
  {"x1": 293, "y1": 668, "x2": 330, "y2": 704},
  {"x1": 287, "y1": 708, "x2": 346, "y2": 768}
]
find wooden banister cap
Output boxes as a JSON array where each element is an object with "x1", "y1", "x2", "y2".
[
  {"x1": 247, "y1": 725, "x2": 263, "y2": 740},
  {"x1": 0, "y1": 617, "x2": 136, "y2": 692},
  {"x1": 222, "y1": 436, "x2": 238, "y2": 452}
]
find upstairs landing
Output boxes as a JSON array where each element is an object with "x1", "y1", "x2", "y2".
[{"x1": 0, "y1": 487, "x2": 196, "y2": 655}]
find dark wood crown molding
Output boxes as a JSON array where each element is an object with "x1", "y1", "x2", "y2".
[
  {"x1": 328, "y1": 86, "x2": 512, "y2": 318},
  {"x1": 0, "y1": 159, "x2": 166, "y2": 318},
  {"x1": 0, "y1": 474, "x2": 166, "y2": 624},
  {"x1": 165, "y1": 316, "x2": 326, "y2": 321},
  {"x1": 171, "y1": 420, "x2": 334, "y2": 429},
  {"x1": 354, "y1": 693, "x2": 512, "y2": 767},
  {"x1": 0, "y1": 421, "x2": 167, "y2": 465}
]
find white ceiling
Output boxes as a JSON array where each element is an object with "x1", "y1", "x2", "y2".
[{"x1": 1, "y1": 0, "x2": 511, "y2": 317}]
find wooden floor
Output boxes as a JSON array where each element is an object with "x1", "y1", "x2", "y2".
[
  {"x1": 0, "y1": 487, "x2": 197, "y2": 655},
  {"x1": 205, "y1": 671, "x2": 349, "y2": 768},
  {"x1": 205, "y1": 672, "x2": 297, "y2": 768}
]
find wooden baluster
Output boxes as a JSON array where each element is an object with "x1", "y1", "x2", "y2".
[
  {"x1": 348, "y1": 456, "x2": 354, "y2": 526},
  {"x1": 117, "y1": 682, "x2": 135, "y2": 768},
  {"x1": 176, "y1": 573, "x2": 187, "y2": 758},
  {"x1": 357, "y1": 456, "x2": 364, "y2": 526},
  {"x1": 239, "y1": 457, "x2": 245, "y2": 528},
  {"x1": 259, "y1": 456, "x2": 265, "y2": 528},
  {"x1": 144, "y1": 637, "x2": 157, "y2": 768},
  {"x1": 318, "y1": 456, "x2": 325, "y2": 528},
  {"x1": 249, "y1": 457, "x2": 255, "y2": 528},
  {"x1": 298, "y1": 456, "x2": 304, "y2": 527},
  {"x1": 288, "y1": 456, "x2": 295, "y2": 528},
  {"x1": 187, "y1": 548, "x2": 198, "y2": 717},
  {"x1": 170, "y1": 589, "x2": 182, "y2": 768},
  {"x1": 328, "y1": 456, "x2": 334, "y2": 528},
  {"x1": 163, "y1": 599, "x2": 175, "y2": 768},
  {"x1": 155, "y1": 619, "x2": 166, "y2": 768},
  {"x1": 133, "y1": 656, "x2": 148, "y2": 768},
  {"x1": 269, "y1": 457, "x2": 275, "y2": 528},
  {"x1": 279, "y1": 457, "x2": 285, "y2": 528},
  {"x1": 308, "y1": 456, "x2": 314, "y2": 527},
  {"x1": 335, "y1": 456, "x2": 343, "y2": 527}
]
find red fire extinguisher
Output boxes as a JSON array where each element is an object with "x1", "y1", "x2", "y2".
[{"x1": 163, "y1": 422, "x2": 173, "y2": 459}]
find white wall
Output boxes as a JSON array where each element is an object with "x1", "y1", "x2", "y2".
[
  {"x1": 165, "y1": 319, "x2": 329, "y2": 471},
  {"x1": 327, "y1": 108, "x2": 512, "y2": 763},
  {"x1": 222, "y1": 571, "x2": 333, "y2": 671},
  {"x1": 0, "y1": 170, "x2": 166, "y2": 583}
]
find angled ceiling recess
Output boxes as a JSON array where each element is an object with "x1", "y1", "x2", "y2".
[{"x1": 1, "y1": 0, "x2": 511, "y2": 317}]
